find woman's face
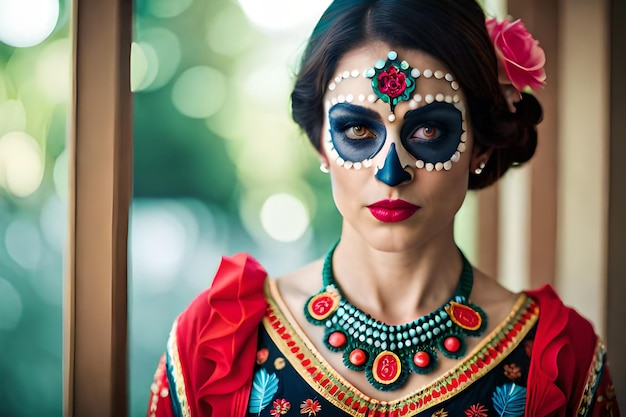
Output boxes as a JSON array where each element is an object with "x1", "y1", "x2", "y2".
[{"x1": 320, "y1": 43, "x2": 479, "y2": 251}]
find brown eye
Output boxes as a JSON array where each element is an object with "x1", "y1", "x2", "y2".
[
  {"x1": 414, "y1": 126, "x2": 439, "y2": 141},
  {"x1": 346, "y1": 125, "x2": 377, "y2": 140},
  {"x1": 424, "y1": 127, "x2": 436, "y2": 137}
]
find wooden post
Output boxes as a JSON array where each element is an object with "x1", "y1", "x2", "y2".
[
  {"x1": 64, "y1": 0, "x2": 133, "y2": 415},
  {"x1": 508, "y1": 0, "x2": 560, "y2": 291},
  {"x1": 607, "y1": 0, "x2": 626, "y2": 401}
]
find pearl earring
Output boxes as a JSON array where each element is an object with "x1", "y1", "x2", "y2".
[
  {"x1": 320, "y1": 163, "x2": 330, "y2": 173},
  {"x1": 474, "y1": 161, "x2": 486, "y2": 175}
]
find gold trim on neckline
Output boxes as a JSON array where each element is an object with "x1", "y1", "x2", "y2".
[{"x1": 262, "y1": 278, "x2": 538, "y2": 415}]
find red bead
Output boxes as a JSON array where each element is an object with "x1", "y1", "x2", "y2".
[
  {"x1": 413, "y1": 351, "x2": 430, "y2": 368},
  {"x1": 444, "y1": 336, "x2": 461, "y2": 352},
  {"x1": 349, "y1": 349, "x2": 367, "y2": 366},
  {"x1": 328, "y1": 331, "x2": 347, "y2": 348}
]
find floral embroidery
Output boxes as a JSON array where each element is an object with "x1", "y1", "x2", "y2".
[
  {"x1": 577, "y1": 340, "x2": 606, "y2": 416},
  {"x1": 256, "y1": 348, "x2": 269, "y2": 365},
  {"x1": 432, "y1": 409, "x2": 448, "y2": 417},
  {"x1": 248, "y1": 369, "x2": 279, "y2": 414},
  {"x1": 300, "y1": 399, "x2": 322, "y2": 416},
  {"x1": 274, "y1": 357, "x2": 286, "y2": 370},
  {"x1": 503, "y1": 363, "x2": 522, "y2": 380},
  {"x1": 270, "y1": 399, "x2": 291, "y2": 416},
  {"x1": 492, "y1": 383, "x2": 526, "y2": 416},
  {"x1": 603, "y1": 384, "x2": 618, "y2": 414},
  {"x1": 465, "y1": 404, "x2": 489, "y2": 417},
  {"x1": 523, "y1": 340, "x2": 533, "y2": 357}
]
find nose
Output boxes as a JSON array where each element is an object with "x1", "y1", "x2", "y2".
[{"x1": 374, "y1": 143, "x2": 413, "y2": 186}]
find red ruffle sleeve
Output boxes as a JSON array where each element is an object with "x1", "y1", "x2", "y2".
[
  {"x1": 524, "y1": 284, "x2": 599, "y2": 416},
  {"x1": 147, "y1": 253, "x2": 268, "y2": 417}
]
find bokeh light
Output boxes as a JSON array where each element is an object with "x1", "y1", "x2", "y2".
[
  {"x1": 146, "y1": 0, "x2": 192, "y2": 19},
  {"x1": 5, "y1": 218, "x2": 43, "y2": 270},
  {"x1": 130, "y1": 200, "x2": 200, "y2": 293},
  {"x1": 52, "y1": 148, "x2": 68, "y2": 200},
  {"x1": 133, "y1": 27, "x2": 181, "y2": 91},
  {"x1": 260, "y1": 192, "x2": 310, "y2": 242},
  {"x1": 171, "y1": 66, "x2": 226, "y2": 119},
  {"x1": 0, "y1": 99, "x2": 27, "y2": 136},
  {"x1": 0, "y1": 0, "x2": 60, "y2": 47},
  {"x1": 35, "y1": 38, "x2": 70, "y2": 103},
  {"x1": 0, "y1": 131, "x2": 44, "y2": 197},
  {"x1": 205, "y1": 2, "x2": 255, "y2": 57},
  {"x1": 0, "y1": 69, "x2": 8, "y2": 101},
  {"x1": 39, "y1": 194, "x2": 67, "y2": 254},
  {"x1": 240, "y1": 49, "x2": 292, "y2": 107},
  {"x1": 230, "y1": 114, "x2": 310, "y2": 181},
  {"x1": 130, "y1": 41, "x2": 158, "y2": 92},
  {"x1": 237, "y1": 0, "x2": 332, "y2": 32}
]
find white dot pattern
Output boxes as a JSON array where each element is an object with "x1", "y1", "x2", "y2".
[{"x1": 324, "y1": 52, "x2": 467, "y2": 172}]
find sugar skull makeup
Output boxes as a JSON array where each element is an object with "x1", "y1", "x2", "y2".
[{"x1": 324, "y1": 51, "x2": 467, "y2": 179}]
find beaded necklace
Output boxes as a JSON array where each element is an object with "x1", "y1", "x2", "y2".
[{"x1": 304, "y1": 242, "x2": 488, "y2": 391}]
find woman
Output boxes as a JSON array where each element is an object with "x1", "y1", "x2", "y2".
[{"x1": 146, "y1": 0, "x2": 620, "y2": 416}]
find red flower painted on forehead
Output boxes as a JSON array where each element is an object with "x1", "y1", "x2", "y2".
[
  {"x1": 378, "y1": 66, "x2": 406, "y2": 98},
  {"x1": 365, "y1": 51, "x2": 417, "y2": 117}
]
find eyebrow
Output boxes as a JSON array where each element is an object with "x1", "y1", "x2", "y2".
[{"x1": 328, "y1": 102, "x2": 384, "y2": 123}]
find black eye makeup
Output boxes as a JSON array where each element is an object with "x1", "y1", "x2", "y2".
[
  {"x1": 327, "y1": 103, "x2": 387, "y2": 165},
  {"x1": 324, "y1": 101, "x2": 466, "y2": 171},
  {"x1": 401, "y1": 102, "x2": 465, "y2": 170}
]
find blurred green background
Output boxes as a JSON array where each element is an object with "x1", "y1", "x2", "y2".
[
  {"x1": 0, "y1": 0, "x2": 478, "y2": 415},
  {"x1": 0, "y1": 0, "x2": 72, "y2": 415},
  {"x1": 129, "y1": 0, "x2": 342, "y2": 416}
]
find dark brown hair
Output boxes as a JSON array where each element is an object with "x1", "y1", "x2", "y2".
[{"x1": 290, "y1": 0, "x2": 542, "y2": 189}]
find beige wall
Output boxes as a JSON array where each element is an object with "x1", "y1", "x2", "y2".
[{"x1": 556, "y1": 0, "x2": 609, "y2": 338}]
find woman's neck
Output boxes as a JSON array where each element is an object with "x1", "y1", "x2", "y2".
[{"x1": 330, "y1": 229, "x2": 464, "y2": 325}]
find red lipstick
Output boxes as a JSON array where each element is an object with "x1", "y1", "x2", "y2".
[{"x1": 367, "y1": 199, "x2": 420, "y2": 223}]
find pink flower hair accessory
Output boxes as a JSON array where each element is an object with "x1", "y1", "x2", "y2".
[{"x1": 486, "y1": 16, "x2": 546, "y2": 112}]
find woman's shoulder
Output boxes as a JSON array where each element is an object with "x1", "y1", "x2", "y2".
[{"x1": 274, "y1": 258, "x2": 324, "y2": 302}]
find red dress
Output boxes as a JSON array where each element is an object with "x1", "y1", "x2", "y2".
[{"x1": 146, "y1": 254, "x2": 620, "y2": 417}]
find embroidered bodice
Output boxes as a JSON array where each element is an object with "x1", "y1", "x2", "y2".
[{"x1": 247, "y1": 279, "x2": 539, "y2": 417}]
